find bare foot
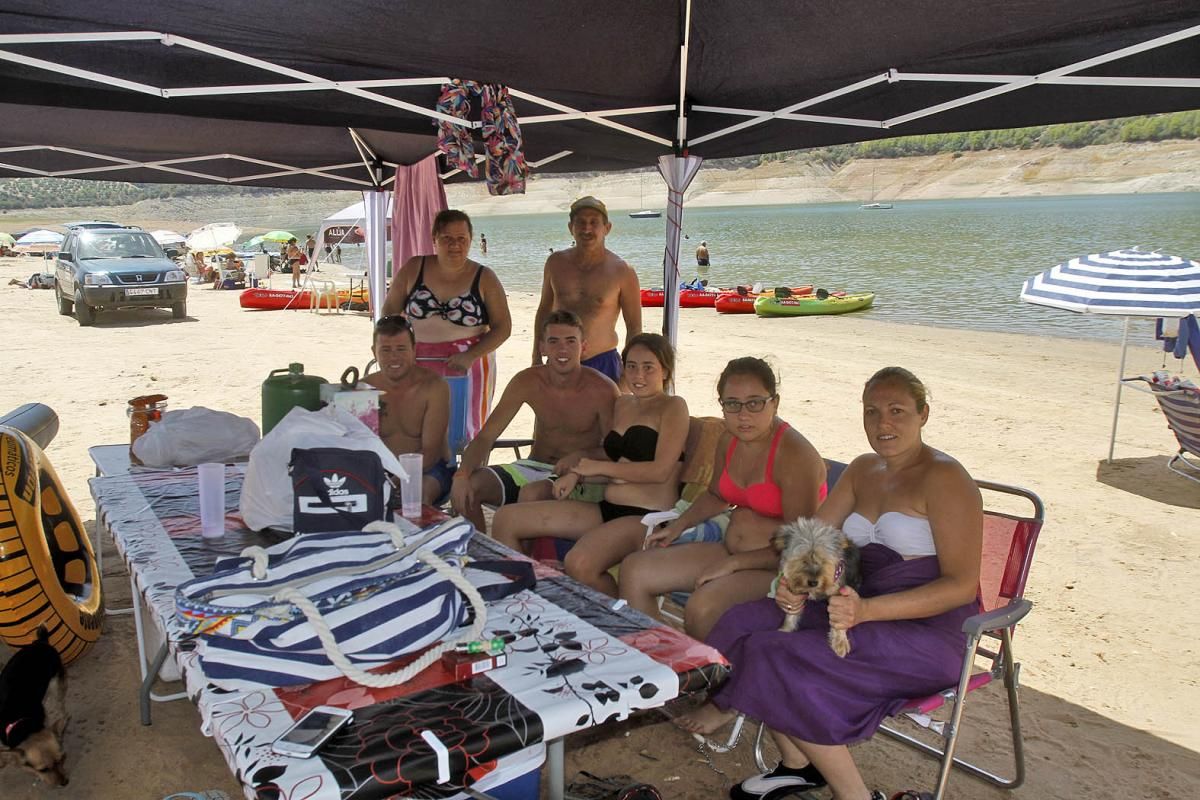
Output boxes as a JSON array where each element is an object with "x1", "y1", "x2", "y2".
[{"x1": 673, "y1": 702, "x2": 737, "y2": 735}]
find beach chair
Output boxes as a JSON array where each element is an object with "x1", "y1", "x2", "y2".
[
  {"x1": 736, "y1": 479, "x2": 1044, "y2": 800},
  {"x1": 1123, "y1": 375, "x2": 1200, "y2": 484}
]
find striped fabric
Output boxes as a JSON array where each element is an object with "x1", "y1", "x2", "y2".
[
  {"x1": 175, "y1": 518, "x2": 476, "y2": 688},
  {"x1": 1149, "y1": 383, "x2": 1200, "y2": 466},
  {"x1": 1020, "y1": 249, "x2": 1200, "y2": 317}
]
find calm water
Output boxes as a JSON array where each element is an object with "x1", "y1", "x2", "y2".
[{"x1": 315, "y1": 193, "x2": 1200, "y2": 344}]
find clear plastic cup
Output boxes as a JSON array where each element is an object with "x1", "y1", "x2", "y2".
[
  {"x1": 397, "y1": 453, "x2": 423, "y2": 519},
  {"x1": 197, "y1": 462, "x2": 226, "y2": 538}
]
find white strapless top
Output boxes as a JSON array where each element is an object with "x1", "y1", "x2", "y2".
[{"x1": 843, "y1": 511, "x2": 937, "y2": 558}]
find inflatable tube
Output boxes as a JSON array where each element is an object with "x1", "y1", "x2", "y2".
[
  {"x1": 0, "y1": 426, "x2": 103, "y2": 663},
  {"x1": 0, "y1": 403, "x2": 59, "y2": 449}
]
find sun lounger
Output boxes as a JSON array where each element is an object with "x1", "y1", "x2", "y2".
[{"x1": 1123, "y1": 374, "x2": 1200, "y2": 483}]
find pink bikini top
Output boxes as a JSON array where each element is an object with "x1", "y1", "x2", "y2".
[
  {"x1": 718, "y1": 422, "x2": 827, "y2": 517},
  {"x1": 719, "y1": 422, "x2": 788, "y2": 517}
]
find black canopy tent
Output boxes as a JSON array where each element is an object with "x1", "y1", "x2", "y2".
[{"x1": 1, "y1": 1, "x2": 1198, "y2": 340}]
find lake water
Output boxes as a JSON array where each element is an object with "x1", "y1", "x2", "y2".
[{"x1": 330, "y1": 193, "x2": 1200, "y2": 344}]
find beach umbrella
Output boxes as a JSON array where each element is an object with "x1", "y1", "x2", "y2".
[
  {"x1": 185, "y1": 222, "x2": 241, "y2": 252},
  {"x1": 0, "y1": 232, "x2": 14, "y2": 246},
  {"x1": 242, "y1": 234, "x2": 266, "y2": 249},
  {"x1": 260, "y1": 230, "x2": 296, "y2": 243},
  {"x1": 150, "y1": 229, "x2": 186, "y2": 246},
  {"x1": 15, "y1": 229, "x2": 64, "y2": 245},
  {"x1": 1020, "y1": 248, "x2": 1200, "y2": 461}
]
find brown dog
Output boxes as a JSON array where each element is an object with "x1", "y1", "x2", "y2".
[
  {"x1": 773, "y1": 518, "x2": 862, "y2": 657},
  {"x1": 0, "y1": 628, "x2": 69, "y2": 786}
]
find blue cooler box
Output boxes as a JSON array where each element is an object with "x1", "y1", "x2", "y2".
[{"x1": 446, "y1": 743, "x2": 544, "y2": 800}]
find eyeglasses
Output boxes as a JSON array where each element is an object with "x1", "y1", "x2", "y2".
[
  {"x1": 436, "y1": 235, "x2": 470, "y2": 247},
  {"x1": 719, "y1": 395, "x2": 775, "y2": 414}
]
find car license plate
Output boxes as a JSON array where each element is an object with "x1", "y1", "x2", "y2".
[{"x1": 125, "y1": 287, "x2": 158, "y2": 296}]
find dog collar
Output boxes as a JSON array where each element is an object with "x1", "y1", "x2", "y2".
[{"x1": 834, "y1": 559, "x2": 845, "y2": 584}]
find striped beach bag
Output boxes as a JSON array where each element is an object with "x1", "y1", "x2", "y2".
[{"x1": 174, "y1": 517, "x2": 532, "y2": 688}]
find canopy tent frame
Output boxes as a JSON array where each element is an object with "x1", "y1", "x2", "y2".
[
  {"x1": 1, "y1": 8, "x2": 1199, "y2": 343},
  {"x1": 0, "y1": 22, "x2": 1195, "y2": 184}
]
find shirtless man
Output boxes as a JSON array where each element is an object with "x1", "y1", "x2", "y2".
[
  {"x1": 532, "y1": 197, "x2": 641, "y2": 383},
  {"x1": 453, "y1": 310, "x2": 619, "y2": 531},
  {"x1": 361, "y1": 315, "x2": 454, "y2": 506}
]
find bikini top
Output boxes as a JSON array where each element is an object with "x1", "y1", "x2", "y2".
[
  {"x1": 718, "y1": 422, "x2": 789, "y2": 518},
  {"x1": 842, "y1": 511, "x2": 937, "y2": 558},
  {"x1": 404, "y1": 256, "x2": 490, "y2": 327},
  {"x1": 603, "y1": 425, "x2": 660, "y2": 463}
]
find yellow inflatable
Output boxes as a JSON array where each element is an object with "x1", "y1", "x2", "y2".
[{"x1": 0, "y1": 426, "x2": 103, "y2": 663}]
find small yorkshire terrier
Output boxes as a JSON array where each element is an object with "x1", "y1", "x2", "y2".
[
  {"x1": 0, "y1": 628, "x2": 69, "y2": 786},
  {"x1": 773, "y1": 518, "x2": 862, "y2": 657}
]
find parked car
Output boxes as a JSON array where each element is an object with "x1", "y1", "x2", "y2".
[
  {"x1": 62, "y1": 220, "x2": 127, "y2": 230},
  {"x1": 54, "y1": 227, "x2": 188, "y2": 326}
]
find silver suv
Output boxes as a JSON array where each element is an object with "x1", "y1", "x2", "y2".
[{"x1": 54, "y1": 227, "x2": 188, "y2": 326}]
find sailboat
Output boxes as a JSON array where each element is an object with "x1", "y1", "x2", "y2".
[
  {"x1": 860, "y1": 166, "x2": 893, "y2": 210},
  {"x1": 629, "y1": 176, "x2": 662, "y2": 218}
]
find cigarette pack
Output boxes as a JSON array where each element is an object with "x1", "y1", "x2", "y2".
[{"x1": 441, "y1": 648, "x2": 507, "y2": 681}]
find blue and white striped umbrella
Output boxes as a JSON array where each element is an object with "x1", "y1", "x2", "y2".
[
  {"x1": 1020, "y1": 249, "x2": 1200, "y2": 318},
  {"x1": 1021, "y1": 248, "x2": 1200, "y2": 462}
]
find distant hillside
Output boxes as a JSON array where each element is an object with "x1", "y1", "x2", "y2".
[
  {"x1": 1, "y1": 111, "x2": 1196, "y2": 211},
  {"x1": 0, "y1": 180, "x2": 275, "y2": 212}
]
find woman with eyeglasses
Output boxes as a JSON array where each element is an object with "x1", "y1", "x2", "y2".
[
  {"x1": 381, "y1": 209, "x2": 512, "y2": 440},
  {"x1": 619, "y1": 356, "x2": 826, "y2": 640}
]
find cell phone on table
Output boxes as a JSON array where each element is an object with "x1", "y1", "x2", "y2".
[{"x1": 271, "y1": 705, "x2": 354, "y2": 758}]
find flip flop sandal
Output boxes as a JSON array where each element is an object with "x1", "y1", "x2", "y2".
[{"x1": 728, "y1": 763, "x2": 827, "y2": 800}]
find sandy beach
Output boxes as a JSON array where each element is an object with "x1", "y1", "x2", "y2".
[{"x1": 1, "y1": 255, "x2": 1198, "y2": 799}]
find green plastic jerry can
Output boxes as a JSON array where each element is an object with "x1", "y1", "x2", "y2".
[{"x1": 261, "y1": 363, "x2": 328, "y2": 434}]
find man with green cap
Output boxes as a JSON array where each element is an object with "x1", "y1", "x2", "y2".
[{"x1": 532, "y1": 196, "x2": 641, "y2": 383}]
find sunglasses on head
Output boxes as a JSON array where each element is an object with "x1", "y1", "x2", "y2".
[{"x1": 374, "y1": 314, "x2": 412, "y2": 331}]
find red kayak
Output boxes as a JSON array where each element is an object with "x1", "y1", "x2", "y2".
[
  {"x1": 240, "y1": 288, "x2": 312, "y2": 310},
  {"x1": 715, "y1": 285, "x2": 815, "y2": 314},
  {"x1": 640, "y1": 287, "x2": 731, "y2": 308}
]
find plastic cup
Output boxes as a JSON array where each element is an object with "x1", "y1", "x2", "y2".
[
  {"x1": 397, "y1": 453, "x2": 423, "y2": 519},
  {"x1": 197, "y1": 462, "x2": 226, "y2": 538}
]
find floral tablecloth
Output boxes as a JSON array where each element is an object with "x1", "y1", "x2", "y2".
[{"x1": 91, "y1": 467, "x2": 728, "y2": 799}]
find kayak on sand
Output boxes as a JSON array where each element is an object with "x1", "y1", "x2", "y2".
[
  {"x1": 240, "y1": 287, "x2": 369, "y2": 311},
  {"x1": 753, "y1": 292, "x2": 875, "y2": 317},
  {"x1": 714, "y1": 286, "x2": 816, "y2": 314},
  {"x1": 640, "y1": 287, "x2": 732, "y2": 308}
]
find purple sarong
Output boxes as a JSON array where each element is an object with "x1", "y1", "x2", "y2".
[{"x1": 707, "y1": 543, "x2": 978, "y2": 745}]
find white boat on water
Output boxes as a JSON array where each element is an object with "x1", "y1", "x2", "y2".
[
  {"x1": 860, "y1": 167, "x2": 893, "y2": 210},
  {"x1": 629, "y1": 210, "x2": 662, "y2": 219}
]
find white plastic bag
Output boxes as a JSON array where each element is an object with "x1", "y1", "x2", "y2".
[
  {"x1": 239, "y1": 404, "x2": 408, "y2": 532},
  {"x1": 132, "y1": 407, "x2": 261, "y2": 467}
]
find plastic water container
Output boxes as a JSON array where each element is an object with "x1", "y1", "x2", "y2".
[{"x1": 261, "y1": 363, "x2": 328, "y2": 434}]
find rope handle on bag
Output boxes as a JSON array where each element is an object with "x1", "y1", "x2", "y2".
[{"x1": 274, "y1": 546, "x2": 488, "y2": 688}]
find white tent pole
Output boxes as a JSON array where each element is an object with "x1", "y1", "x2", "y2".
[
  {"x1": 364, "y1": 188, "x2": 390, "y2": 322},
  {"x1": 1107, "y1": 316, "x2": 1132, "y2": 462},
  {"x1": 658, "y1": 155, "x2": 704, "y2": 353}
]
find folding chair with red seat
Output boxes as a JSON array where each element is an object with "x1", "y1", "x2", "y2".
[{"x1": 737, "y1": 478, "x2": 1044, "y2": 800}]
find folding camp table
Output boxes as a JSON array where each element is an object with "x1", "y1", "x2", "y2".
[{"x1": 89, "y1": 466, "x2": 727, "y2": 800}]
